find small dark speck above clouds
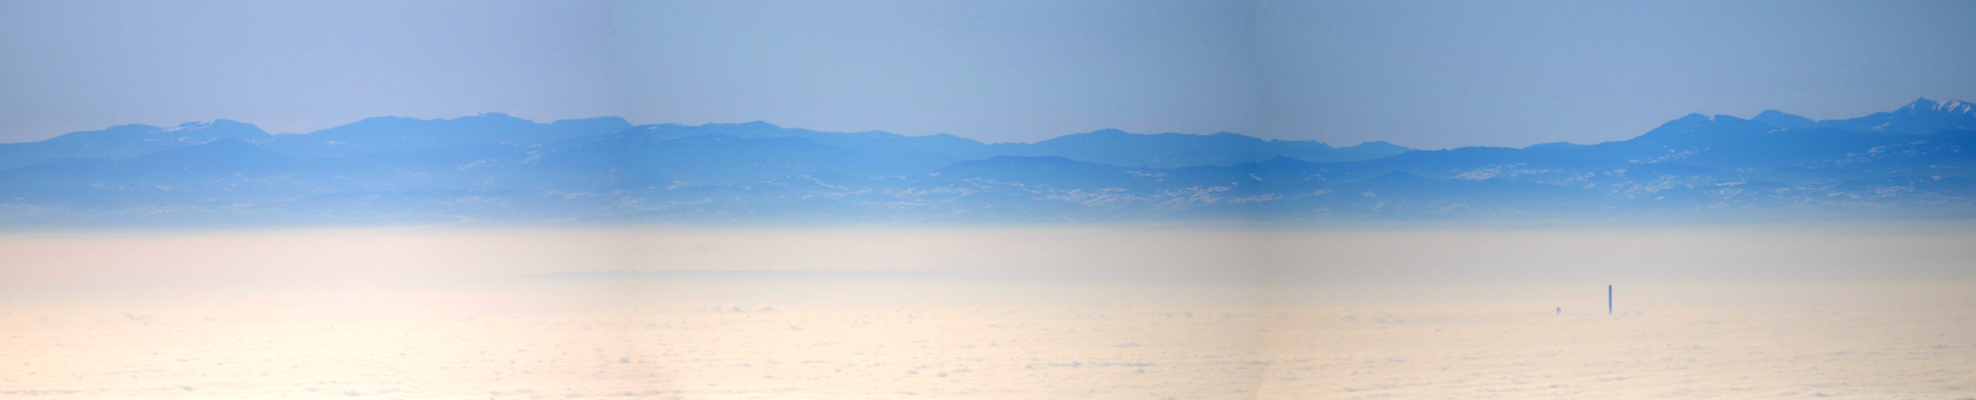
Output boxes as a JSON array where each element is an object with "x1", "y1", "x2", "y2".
[{"x1": 2, "y1": 99, "x2": 1975, "y2": 227}]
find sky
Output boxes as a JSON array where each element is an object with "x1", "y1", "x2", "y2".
[{"x1": 2, "y1": 0, "x2": 1974, "y2": 148}]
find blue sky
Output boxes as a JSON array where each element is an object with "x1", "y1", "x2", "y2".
[{"x1": 2, "y1": 0, "x2": 1973, "y2": 148}]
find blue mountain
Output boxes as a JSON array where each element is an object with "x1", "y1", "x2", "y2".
[
  {"x1": 0, "y1": 120, "x2": 269, "y2": 169},
  {"x1": 260, "y1": 113, "x2": 630, "y2": 157},
  {"x1": 987, "y1": 129, "x2": 1409, "y2": 168},
  {"x1": 3, "y1": 99, "x2": 1974, "y2": 227},
  {"x1": 1806, "y1": 98, "x2": 1976, "y2": 135}
]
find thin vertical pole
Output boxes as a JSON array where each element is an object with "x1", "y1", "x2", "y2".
[{"x1": 1608, "y1": 285, "x2": 1613, "y2": 315}]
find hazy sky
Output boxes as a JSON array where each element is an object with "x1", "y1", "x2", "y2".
[{"x1": 3, "y1": 0, "x2": 1973, "y2": 148}]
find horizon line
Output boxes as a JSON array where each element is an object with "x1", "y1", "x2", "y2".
[{"x1": 7, "y1": 97, "x2": 1968, "y2": 150}]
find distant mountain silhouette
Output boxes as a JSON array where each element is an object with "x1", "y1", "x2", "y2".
[
  {"x1": 1811, "y1": 98, "x2": 1976, "y2": 135},
  {"x1": 0, "y1": 120, "x2": 269, "y2": 169},
  {"x1": 260, "y1": 113, "x2": 630, "y2": 157},
  {"x1": 988, "y1": 129, "x2": 1410, "y2": 168},
  {"x1": 3, "y1": 99, "x2": 1975, "y2": 227}
]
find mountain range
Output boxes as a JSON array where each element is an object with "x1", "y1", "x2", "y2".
[{"x1": 3, "y1": 98, "x2": 1974, "y2": 227}]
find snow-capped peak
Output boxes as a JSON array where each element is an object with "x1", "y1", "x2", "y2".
[{"x1": 1906, "y1": 98, "x2": 1975, "y2": 115}]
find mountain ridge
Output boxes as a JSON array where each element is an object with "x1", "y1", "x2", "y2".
[{"x1": 3, "y1": 99, "x2": 1974, "y2": 226}]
